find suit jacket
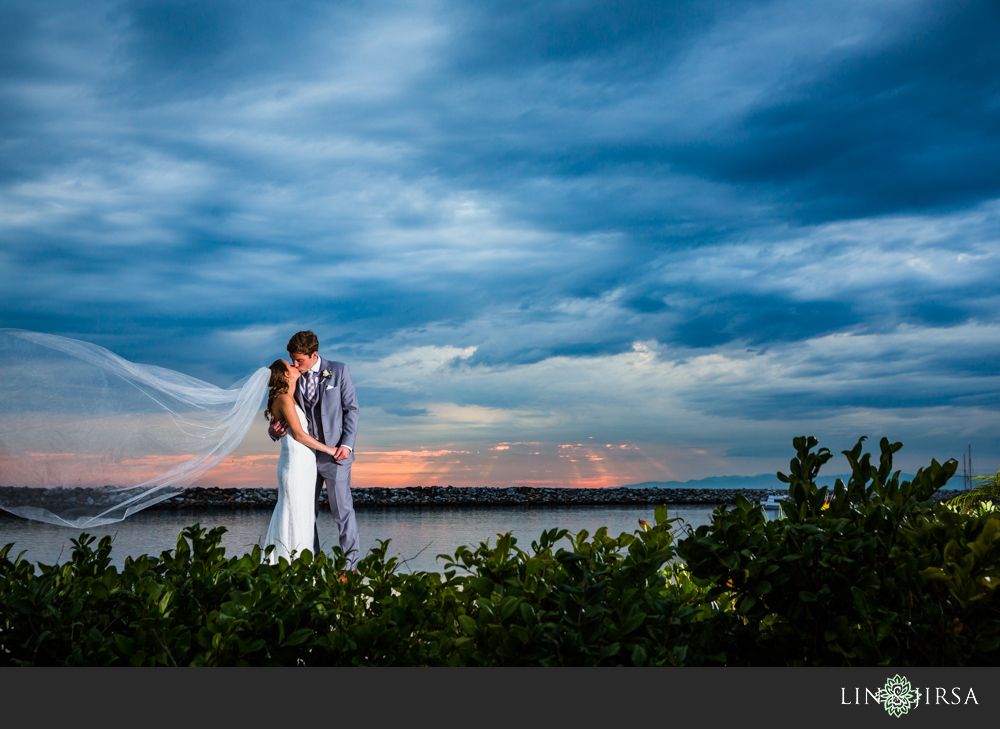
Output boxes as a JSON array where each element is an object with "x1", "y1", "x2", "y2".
[{"x1": 294, "y1": 357, "x2": 358, "y2": 469}]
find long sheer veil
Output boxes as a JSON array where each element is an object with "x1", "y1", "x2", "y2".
[{"x1": 0, "y1": 329, "x2": 270, "y2": 528}]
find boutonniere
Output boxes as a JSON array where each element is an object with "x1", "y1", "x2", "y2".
[{"x1": 321, "y1": 370, "x2": 333, "y2": 380}]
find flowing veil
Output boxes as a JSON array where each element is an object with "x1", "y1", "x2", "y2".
[{"x1": 0, "y1": 329, "x2": 270, "y2": 528}]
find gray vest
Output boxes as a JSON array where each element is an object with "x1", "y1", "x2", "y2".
[{"x1": 298, "y1": 372, "x2": 324, "y2": 441}]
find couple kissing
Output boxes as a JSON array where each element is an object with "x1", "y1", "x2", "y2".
[{"x1": 263, "y1": 330, "x2": 360, "y2": 570}]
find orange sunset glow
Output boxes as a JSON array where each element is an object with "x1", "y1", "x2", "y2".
[
  {"x1": 1, "y1": 397, "x2": 736, "y2": 492},
  {"x1": 0, "y1": 435, "x2": 710, "y2": 490},
  {"x1": 193, "y1": 439, "x2": 690, "y2": 489}
]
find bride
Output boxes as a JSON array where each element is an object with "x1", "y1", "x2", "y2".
[
  {"x1": 262, "y1": 359, "x2": 342, "y2": 564},
  {"x1": 0, "y1": 329, "x2": 331, "y2": 545}
]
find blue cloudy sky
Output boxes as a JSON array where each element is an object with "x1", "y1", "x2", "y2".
[{"x1": 2, "y1": 0, "x2": 998, "y2": 487}]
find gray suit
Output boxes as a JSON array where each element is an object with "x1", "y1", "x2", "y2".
[{"x1": 294, "y1": 357, "x2": 360, "y2": 569}]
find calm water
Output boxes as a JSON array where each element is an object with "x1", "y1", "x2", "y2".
[{"x1": 0, "y1": 504, "x2": 718, "y2": 573}]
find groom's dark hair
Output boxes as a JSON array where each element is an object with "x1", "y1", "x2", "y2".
[{"x1": 287, "y1": 330, "x2": 319, "y2": 356}]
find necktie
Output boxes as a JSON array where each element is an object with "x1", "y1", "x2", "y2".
[{"x1": 303, "y1": 371, "x2": 317, "y2": 405}]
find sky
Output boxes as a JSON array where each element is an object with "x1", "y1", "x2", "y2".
[{"x1": 1, "y1": 0, "x2": 998, "y2": 489}]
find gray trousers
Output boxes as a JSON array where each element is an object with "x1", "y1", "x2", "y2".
[{"x1": 313, "y1": 462, "x2": 360, "y2": 569}]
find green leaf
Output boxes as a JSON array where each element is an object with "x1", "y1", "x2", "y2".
[
  {"x1": 622, "y1": 610, "x2": 647, "y2": 635},
  {"x1": 158, "y1": 590, "x2": 173, "y2": 615},
  {"x1": 241, "y1": 638, "x2": 267, "y2": 654},
  {"x1": 113, "y1": 633, "x2": 132, "y2": 654},
  {"x1": 654, "y1": 505, "x2": 670, "y2": 526},
  {"x1": 457, "y1": 615, "x2": 477, "y2": 636},
  {"x1": 283, "y1": 628, "x2": 314, "y2": 646},
  {"x1": 500, "y1": 597, "x2": 522, "y2": 621},
  {"x1": 599, "y1": 642, "x2": 621, "y2": 659},
  {"x1": 519, "y1": 603, "x2": 536, "y2": 625}
]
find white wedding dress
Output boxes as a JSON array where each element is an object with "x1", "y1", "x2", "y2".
[{"x1": 264, "y1": 404, "x2": 317, "y2": 564}]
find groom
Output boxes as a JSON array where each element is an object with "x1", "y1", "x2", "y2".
[{"x1": 269, "y1": 330, "x2": 360, "y2": 570}]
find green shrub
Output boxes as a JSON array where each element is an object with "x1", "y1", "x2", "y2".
[
  {"x1": 3, "y1": 436, "x2": 999, "y2": 666},
  {"x1": 0, "y1": 508, "x2": 727, "y2": 666},
  {"x1": 676, "y1": 436, "x2": 1000, "y2": 666},
  {"x1": 433, "y1": 511, "x2": 733, "y2": 666}
]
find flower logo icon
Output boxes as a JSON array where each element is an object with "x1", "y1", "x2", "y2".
[{"x1": 880, "y1": 675, "x2": 918, "y2": 717}]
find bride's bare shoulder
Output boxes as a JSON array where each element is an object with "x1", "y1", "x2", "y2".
[{"x1": 274, "y1": 392, "x2": 296, "y2": 413}]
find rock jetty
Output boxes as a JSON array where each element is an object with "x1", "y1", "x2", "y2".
[
  {"x1": 152, "y1": 485, "x2": 789, "y2": 510},
  {"x1": 0, "y1": 484, "x2": 958, "y2": 514},
  {"x1": 0, "y1": 486, "x2": 959, "y2": 513}
]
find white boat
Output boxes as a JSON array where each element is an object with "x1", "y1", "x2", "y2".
[{"x1": 760, "y1": 494, "x2": 786, "y2": 520}]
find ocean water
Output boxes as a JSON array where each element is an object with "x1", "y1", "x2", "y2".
[{"x1": 0, "y1": 504, "x2": 718, "y2": 573}]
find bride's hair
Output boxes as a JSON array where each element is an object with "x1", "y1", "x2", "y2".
[{"x1": 265, "y1": 359, "x2": 291, "y2": 421}]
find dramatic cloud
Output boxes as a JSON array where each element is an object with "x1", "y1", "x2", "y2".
[{"x1": 1, "y1": 0, "x2": 997, "y2": 484}]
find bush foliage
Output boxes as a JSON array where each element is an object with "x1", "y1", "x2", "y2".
[
  {"x1": 678, "y1": 436, "x2": 1000, "y2": 665},
  {"x1": 2, "y1": 436, "x2": 998, "y2": 666}
]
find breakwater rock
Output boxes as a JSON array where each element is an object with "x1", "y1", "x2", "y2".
[
  {"x1": 152, "y1": 485, "x2": 792, "y2": 510},
  {"x1": 0, "y1": 484, "x2": 959, "y2": 514},
  {"x1": 157, "y1": 484, "x2": 960, "y2": 509}
]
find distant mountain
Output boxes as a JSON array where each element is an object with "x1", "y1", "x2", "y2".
[
  {"x1": 623, "y1": 474, "x2": 796, "y2": 490},
  {"x1": 621, "y1": 472, "x2": 964, "y2": 490}
]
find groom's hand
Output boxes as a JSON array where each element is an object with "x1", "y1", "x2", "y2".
[
  {"x1": 333, "y1": 445, "x2": 351, "y2": 461},
  {"x1": 268, "y1": 417, "x2": 287, "y2": 440}
]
